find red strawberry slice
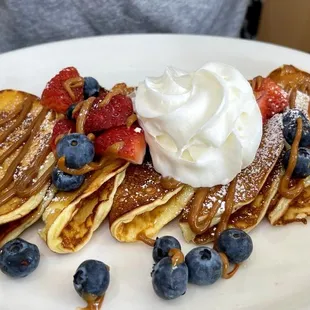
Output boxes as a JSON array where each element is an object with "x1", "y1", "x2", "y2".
[
  {"x1": 50, "y1": 119, "x2": 76, "y2": 151},
  {"x1": 94, "y1": 126, "x2": 146, "y2": 164},
  {"x1": 41, "y1": 67, "x2": 83, "y2": 113},
  {"x1": 253, "y1": 77, "x2": 289, "y2": 123},
  {"x1": 84, "y1": 94, "x2": 133, "y2": 134}
]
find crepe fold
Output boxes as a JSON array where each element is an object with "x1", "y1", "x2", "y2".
[
  {"x1": 179, "y1": 114, "x2": 284, "y2": 243},
  {"x1": 109, "y1": 162, "x2": 195, "y2": 242},
  {"x1": 40, "y1": 159, "x2": 129, "y2": 253}
]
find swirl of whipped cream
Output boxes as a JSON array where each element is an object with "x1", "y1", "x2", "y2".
[{"x1": 134, "y1": 62, "x2": 262, "y2": 188}]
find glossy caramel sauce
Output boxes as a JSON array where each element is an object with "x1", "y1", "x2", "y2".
[
  {"x1": 78, "y1": 294, "x2": 104, "y2": 310},
  {"x1": 188, "y1": 187, "x2": 221, "y2": 235},
  {"x1": 63, "y1": 77, "x2": 84, "y2": 101},
  {"x1": 250, "y1": 75, "x2": 263, "y2": 90},
  {"x1": 169, "y1": 248, "x2": 185, "y2": 266},
  {"x1": 126, "y1": 113, "x2": 137, "y2": 128},
  {"x1": 289, "y1": 88, "x2": 297, "y2": 109},
  {"x1": 214, "y1": 178, "x2": 237, "y2": 240},
  {"x1": 137, "y1": 232, "x2": 155, "y2": 246},
  {"x1": 268, "y1": 65, "x2": 310, "y2": 92},
  {"x1": 58, "y1": 156, "x2": 109, "y2": 175},
  {"x1": 279, "y1": 118, "x2": 304, "y2": 199},
  {"x1": 76, "y1": 97, "x2": 95, "y2": 134},
  {"x1": 160, "y1": 177, "x2": 181, "y2": 190},
  {"x1": 219, "y1": 252, "x2": 239, "y2": 279},
  {"x1": 98, "y1": 83, "x2": 134, "y2": 108}
]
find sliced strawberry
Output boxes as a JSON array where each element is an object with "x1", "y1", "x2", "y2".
[
  {"x1": 94, "y1": 126, "x2": 146, "y2": 164},
  {"x1": 41, "y1": 67, "x2": 83, "y2": 113},
  {"x1": 50, "y1": 119, "x2": 76, "y2": 151},
  {"x1": 253, "y1": 77, "x2": 289, "y2": 123},
  {"x1": 84, "y1": 94, "x2": 133, "y2": 134}
]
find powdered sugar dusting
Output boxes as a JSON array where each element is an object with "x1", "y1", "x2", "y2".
[
  {"x1": 295, "y1": 90, "x2": 310, "y2": 118},
  {"x1": 182, "y1": 113, "x2": 284, "y2": 220}
]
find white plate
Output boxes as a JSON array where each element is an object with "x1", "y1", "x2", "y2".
[{"x1": 0, "y1": 35, "x2": 310, "y2": 310}]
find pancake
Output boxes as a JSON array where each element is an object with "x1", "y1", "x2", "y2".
[
  {"x1": 0, "y1": 90, "x2": 56, "y2": 231},
  {"x1": 194, "y1": 157, "x2": 284, "y2": 244},
  {"x1": 0, "y1": 185, "x2": 57, "y2": 247},
  {"x1": 180, "y1": 114, "x2": 284, "y2": 243},
  {"x1": 269, "y1": 65, "x2": 310, "y2": 93},
  {"x1": 40, "y1": 159, "x2": 128, "y2": 253},
  {"x1": 109, "y1": 162, "x2": 195, "y2": 243}
]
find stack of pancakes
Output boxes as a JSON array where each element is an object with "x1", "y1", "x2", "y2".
[
  {"x1": 0, "y1": 90, "x2": 55, "y2": 247},
  {"x1": 1, "y1": 65, "x2": 310, "y2": 254}
]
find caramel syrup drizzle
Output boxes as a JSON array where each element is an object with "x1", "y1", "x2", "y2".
[
  {"x1": 63, "y1": 77, "x2": 84, "y2": 101},
  {"x1": 168, "y1": 248, "x2": 185, "y2": 267},
  {"x1": 57, "y1": 156, "x2": 109, "y2": 175},
  {"x1": 0, "y1": 98, "x2": 32, "y2": 144},
  {"x1": 188, "y1": 187, "x2": 222, "y2": 235},
  {"x1": 137, "y1": 232, "x2": 156, "y2": 247},
  {"x1": 250, "y1": 76, "x2": 263, "y2": 90},
  {"x1": 160, "y1": 177, "x2": 182, "y2": 190},
  {"x1": 219, "y1": 252, "x2": 239, "y2": 279},
  {"x1": 0, "y1": 106, "x2": 54, "y2": 207},
  {"x1": 78, "y1": 295, "x2": 104, "y2": 310},
  {"x1": 279, "y1": 118, "x2": 304, "y2": 199},
  {"x1": 187, "y1": 179, "x2": 238, "y2": 278},
  {"x1": 98, "y1": 83, "x2": 134, "y2": 108},
  {"x1": 76, "y1": 97, "x2": 95, "y2": 134}
]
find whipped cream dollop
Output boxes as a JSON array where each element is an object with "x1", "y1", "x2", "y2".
[{"x1": 134, "y1": 62, "x2": 263, "y2": 188}]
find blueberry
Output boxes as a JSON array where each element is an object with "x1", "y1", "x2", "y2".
[
  {"x1": 73, "y1": 260, "x2": 110, "y2": 299},
  {"x1": 283, "y1": 147, "x2": 310, "y2": 178},
  {"x1": 66, "y1": 103, "x2": 77, "y2": 120},
  {"x1": 185, "y1": 246, "x2": 222, "y2": 285},
  {"x1": 283, "y1": 109, "x2": 310, "y2": 147},
  {"x1": 83, "y1": 77, "x2": 100, "y2": 99},
  {"x1": 152, "y1": 257, "x2": 188, "y2": 300},
  {"x1": 56, "y1": 133, "x2": 95, "y2": 169},
  {"x1": 52, "y1": 167, "x2": 85, "y2": 191},
  {"x1": 216, "y1": 229, "x2": 253, "y2": 264},
  {"x1": 0, "y1": 238, "x2": 40, "y2": 278},
  {"x1": 152, "y1": 236, "x2": 181, "y2": 263}
]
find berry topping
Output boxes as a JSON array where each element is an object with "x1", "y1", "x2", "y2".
[
  {"x1": 151, "y1": 256, "x2": 188, "y2": 300},
  {"x1": 83, "y1": 77, "x2": 100, "y2": 99},
  {"x1": 185, "y1": 247, "x2": 222, "y2": 285},
  {"x1": 152, "y1": 236, "x2": 181, "y2": 263},
  {"x1": 66, "y1": 103, "x2": 77, "y2": 120},
  {"x1": 94, "y1": 126, "x2": 146, "y2": 164},
  {"x1": 41, "y1": 67, "x2": 83, "y2": 113},
  {"x1": 283, "y1": 109, "x2": 310, "y2": 147},
  {"x1": 84, "y1": 94, "x2": 134, "y2": 134},
  {"x1": 50, "y1": 119, "x2": 76, "y2": 152},
  {"x1": 56, "y1": 133, "x2": 95, "y2": 169},
  {"x1": 73, "y1": 260, "x2": 110, "y2": 300},
  {"x1": 253, "y1": 77, "x2": 289, "y2": 123},
  {"x1": 52, "y1": 167, "x2": 85, "y2": 191},
  {"x1": 0, "y1": 238, "x2": 40, "y2": 278},
  {"x1": 216, "y1": 229, "x2": 253, "y2": 264},
  {"x1": 283, "y1": 147, "x2": 310, "y2": 179}
]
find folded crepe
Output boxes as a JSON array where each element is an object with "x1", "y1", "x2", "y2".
[
  {"x1": 40, "y1": 159, "x2": 129, "y2": 253},
  {"x1": 109, "y1": 162, "x2": 195, "y2": 243},
  {"x1": 0, "y1": 185, "x2": 57, "y2": 247},
  {"x1": 194, "y1": 157, "x2": 283, "y2": 244},
  {"x1": 0, "y1": 90, "x2": 56, "y2": 230},
  {"x1": 179, "y1": 114, "x2": 284, "y2": 243}
]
